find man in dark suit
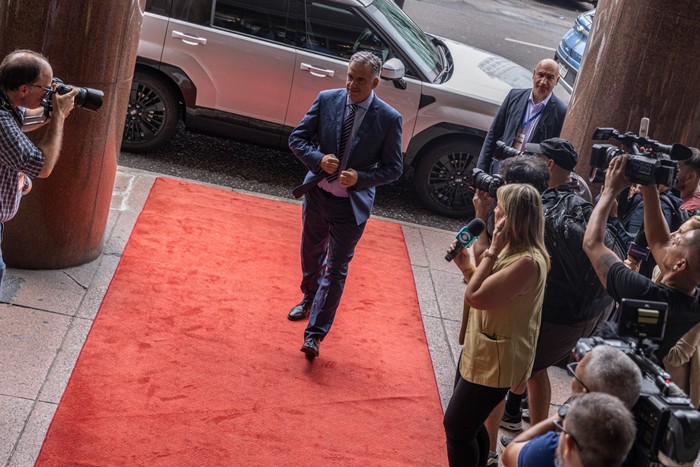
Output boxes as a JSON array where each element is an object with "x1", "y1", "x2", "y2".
[
  {"x1": 287, "y1": 51, "x2": 403, "y2": 360},
  {"x1": 476, "y1": 58, "x2": 567, "y2": 175}
]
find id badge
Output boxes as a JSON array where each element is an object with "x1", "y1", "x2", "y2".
[{"x1": 513, "y1": 133, "x2": 525, "y2": 151}]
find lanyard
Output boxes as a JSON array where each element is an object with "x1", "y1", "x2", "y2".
[{"x1": 522, "y1": 106, "x2": 545, "y2": 128}]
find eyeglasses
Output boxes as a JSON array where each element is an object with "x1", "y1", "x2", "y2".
[
  {"x1": 553, "y1": 418, "x2": 583, "y2": 452},
  {"x1": 567, "y1": 361, "x2": 590, "y2": 393},
  {"x1": 28, "y1": 83, "x2": 53, "y2": 95}
]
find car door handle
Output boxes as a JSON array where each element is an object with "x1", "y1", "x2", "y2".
[
  {"x1": 172, "y1": 30, "x2": 207, "y2": 46},
  {"x1": 300, "y1": 63, "x2": 335, "y2": 78}
]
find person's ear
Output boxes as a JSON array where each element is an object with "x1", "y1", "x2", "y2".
[
  {"x1": 673, "y1": 258, "x2": 687, "y2": 272},
  {"x1": 371, "y1": 76, "x2": 379, "y2": 89},
  {"x1": 562, "y1": 433, "x2": 576, "y2": 459}
]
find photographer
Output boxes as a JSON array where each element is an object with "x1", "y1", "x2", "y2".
[
  {"x1": 502, "y1": 345, "x2": 642, "y2": 467},
  {"x1": 505, "y1": 393, "x2": 636, "y2": 467},
  {"x1": 0, "y1": 49, "x2": 77, "y2": 289},
  {"x1": 675, "y1": 147, "x2": 700, "y2": 210},
  {"x1": 526, "y1": 138, "x2": 592, "y2": 202},
  {"x1": 583, "y1": 154, "x2": 700, "y2": 363}
]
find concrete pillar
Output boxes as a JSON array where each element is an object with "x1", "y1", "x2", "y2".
[
  {"x1": 561, "y1": 0, "x2": 700, "y2": 185},
  {"x1": 0, "y1": 0, "x2": 145, "y2": 268}
]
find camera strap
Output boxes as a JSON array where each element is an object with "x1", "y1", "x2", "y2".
[{"x1": 0, "y1": 90, "x2": 23, "y2": 126}]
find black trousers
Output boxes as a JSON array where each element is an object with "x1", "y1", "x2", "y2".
[{"x1": 443, "y1": 370, "x2": 508, "y2": 467}]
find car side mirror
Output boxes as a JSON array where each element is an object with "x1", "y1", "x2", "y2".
[
  {"x1": 381, "y1": 58, "x2": 407, "y2": 90},
  {"x1": 381, "y1": 58, "x2": 405, "y2": 80}
]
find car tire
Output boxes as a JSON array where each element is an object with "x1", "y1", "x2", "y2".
[
  {"x1": 414, "y1": 138, "x2": 480, "y2": 218},
  {"x1": 122, "y1": 71, "x2": 179, "y2": 152}
]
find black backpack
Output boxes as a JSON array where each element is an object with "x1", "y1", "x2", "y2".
[{"x1": 541, "y1": 188, "x2": 626, "y2": 324}]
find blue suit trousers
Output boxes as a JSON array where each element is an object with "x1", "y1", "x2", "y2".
[{"x1": 300, "y1": 187, "x2": 366, "y2": 340}]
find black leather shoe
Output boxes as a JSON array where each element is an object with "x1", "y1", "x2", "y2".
[
  {"x1": 287, "y1": 299, "x2": 311, "y2": 321},
  {"x1": 300, "y1": 337, "x2": 320, "y2": 360}
]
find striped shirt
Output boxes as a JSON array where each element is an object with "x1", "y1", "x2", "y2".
[{"x1": 0, "y1": 106, "x2": 45, "y2": 222}]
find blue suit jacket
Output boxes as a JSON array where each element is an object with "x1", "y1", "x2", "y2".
[
  {"x1": 290, "y1": 89, "x2": 403, "y2": 225},
  {"x1": 476, "y1": 88, "x2": 568, "y2": 175}
]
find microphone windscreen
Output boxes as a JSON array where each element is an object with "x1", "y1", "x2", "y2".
[{"x1": 465, "y1": 218, "x2": 486, "y2": 236}]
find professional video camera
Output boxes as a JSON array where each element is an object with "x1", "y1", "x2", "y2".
[
  {"x1": 41, "y1": 77, "x2": 103, "y2": 117},
  {"x1": 469, "y1": 168, "x2": 504, "y2": 198},
  {"x1": 589, "y1": 127, "x2": 692, "y2": 186},
  {"x1": 572, "y1": 299, "x2": 700, "y2": 467}
]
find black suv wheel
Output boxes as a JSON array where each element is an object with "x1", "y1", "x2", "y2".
[
  {"x1": 122, "y1": 71, "x2": 179, "y2": 152},
  {"x1": 415, "y1": 138, "x2": 479, "y2": 218}
]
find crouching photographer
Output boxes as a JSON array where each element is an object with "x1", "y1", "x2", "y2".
[
  {"x1": 571, "y1": 313, "x2": 700, "y2": 466},
  {"x1": 583, "y1": 153, "x2": 700, "y2": 377},
  {"x1": 0, "y1": 49, "x2": 79, "y2": 290}
]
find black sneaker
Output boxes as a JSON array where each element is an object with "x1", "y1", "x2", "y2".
[{"x1": 499, "y1": 409, "x2": 523, "y2": 431}]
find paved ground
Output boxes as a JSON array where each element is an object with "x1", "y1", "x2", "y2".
[{"x1": 0, "y1": 166, "x2": 571, "y2": 466}]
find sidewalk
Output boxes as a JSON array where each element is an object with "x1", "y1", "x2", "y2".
[{"x1": 0, "y1": 166, "x2": 570, "y2": 466}]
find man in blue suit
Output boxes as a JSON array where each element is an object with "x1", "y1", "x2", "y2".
[
  {"x1": 288, "y1": 51, "x2": 403, "y2": 360},
  {"x1": 476, "y1": 58, "x2": 567, "y2": 176}
]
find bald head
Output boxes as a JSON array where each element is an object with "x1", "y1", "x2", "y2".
[
  {"x1": 537, "y1": 58, "x2": 559, "y2": 71},
  {"x1": 682, "y1": 229, "x2": 700, "y2": 280},
  {"x1": 0, "y1": 49, "x2": 51, "y2": 92},
  {"x1": 532, "y1": 59, "x2": 560, "y2": 103}
]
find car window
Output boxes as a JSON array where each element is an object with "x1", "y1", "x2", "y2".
[
  {"x1": 146, "y1": 0, "x2": 172, "y2": 15},
  {"x1": 365, "y1": 0, "x2": 442, "y2": 82},
  {"x1": 168, "y1": 0, "x2": 213, "y2": 24},
  {"x1": 212, "y1": 0, "x2": 293, "y2": 45},
  {"x1": 298, "y1": 1, "x2": 389, "y2": 62}
]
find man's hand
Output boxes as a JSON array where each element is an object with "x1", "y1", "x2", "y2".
[
  {"x1": 603, "y1": 155, "x2": 632, "y2": 197},
  {"x1": 584, "y1": 156, "x2": 626, "y2": 287},
  {"x1": 320, "y1": 154, "x2": 340, "y2": 174},
  {"x1": 339, "y1": 169, "x2": 358, "y2": 188},
  {"x1": 53, "y1": 86, "x2": 78, "y2": 119},
  {"x1": 472, "y1": 189, "x2": 494, "y2": 220}
]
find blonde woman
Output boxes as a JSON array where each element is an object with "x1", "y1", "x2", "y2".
[{"x1": 444, "y1": 183, "x2": 550, "y2": 466}]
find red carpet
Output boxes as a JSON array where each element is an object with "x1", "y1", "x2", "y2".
[{"x1": 37, "y1": 178, "x2": 447, "y2": 466}]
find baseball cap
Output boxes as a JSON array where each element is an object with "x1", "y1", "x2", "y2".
[{"x1": 524, "y1": 138, "x2": 578, "y2": 171}]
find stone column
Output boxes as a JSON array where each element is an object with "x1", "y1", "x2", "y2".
[
  {"x1": 561, "y1": 0, "x2": 700, "y2": 185},
  {"x1": 0, "y1": 0, "x2": 145, "y2": 268}
]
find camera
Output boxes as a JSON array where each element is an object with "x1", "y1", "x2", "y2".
[
  {"x1": 589, "y1": 127, "x2": 692, "y2": 186},
  {"x1": 572, "y1": 299, "x2": 700, "y2": 466},
  {"x1": 469, "y1": 168, "x2": 504, "y2": 198},
  {"x1": 41, "y1": 77, "x2": 103, "y2": 117},
  {"x1": 493, "y1": 140, "x2": 523, "y2": 160}
]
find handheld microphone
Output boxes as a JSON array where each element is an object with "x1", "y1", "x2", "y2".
[{"x1": 445, "y1": 218, "x2": 486, "y2": 262}]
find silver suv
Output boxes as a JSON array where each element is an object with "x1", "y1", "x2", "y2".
[{"x1": 125, "y1": 0, "x2": 531, "y2": 217}]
